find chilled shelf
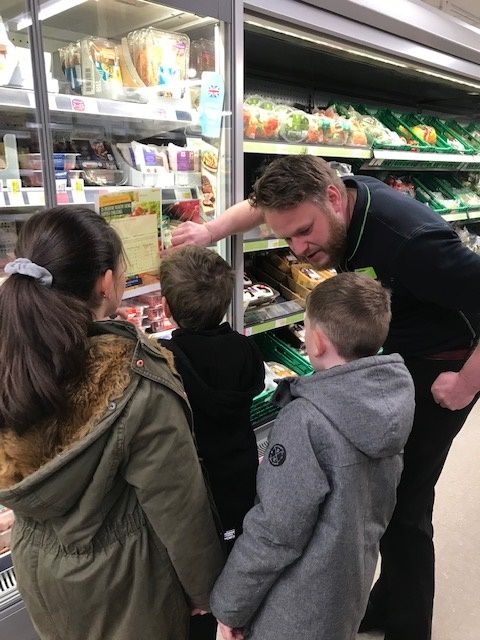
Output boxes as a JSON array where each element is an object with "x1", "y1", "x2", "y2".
[
  {"x1": 244, "y1": 139, "x2": 480, "y2": 170},
  {"x1": 244, "y1": 140, "x2": 371, "y2": 159},
  {"x1": 122, "y1": 283, "x2": 160, "y2": 300},
  {"x1": 442, "y1": 212, "x2": 469, "y2": 222},
  {"x1": 0, "y1": 86, "x2": 192, "y2": 130},
  {"x1": 244, "y1": 308, "x2": 305, "y2": 336},
  {"x1": 243, "y1": 238, "x2": 288, "y2": 252}
]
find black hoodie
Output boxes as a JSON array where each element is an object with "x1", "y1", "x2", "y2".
[{"x1": 160, "y1": 323, "x2": 265, "y2": 541}]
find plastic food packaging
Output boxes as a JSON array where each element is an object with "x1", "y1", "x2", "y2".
[
  {"x1": 243, "y1": 105, "x2": 280, "y2": 140},
  {"x1": 167, "y1": 143, "x2": 199, "y2": 172},
  {"x1": 291, "y1": 264, "x2": 334, "y2": 289},
  {"x1": 266, "y1": 361, "x2": 298, "y2": 378},
  {"x1": 59, "y1": 42, "x2": 82, "y2": 94},
  {"x1": 132, "y1": 141, "x2": 170, "y2": 177},
  {"x1": 269, "y1": 251, "x2": 298, "y2": 273},
  {"x1": 0, "y1": 507, "x2": 14, "y2": 532},
  {"x1": 190, "y1": 39, "x2": 215, "y2": 74},
  {"x1": 18, "y1": 153, "x2": 78, "y2": 171},
  {"x1": 71, "y1": 140, "x2": 117, "y2": 170},
  {"x1": 127, "y1": 28, "x2": 189, "y2": 97},
  {"x1": 80, "y1": 37, "x2": 123, "y2": 99},
  {"x1": 82, "y1": 169, "x2": 124, "y2": 186},
  {"x1": 21, "y1": 170, "x2": 68, "y2": 187},
  {"x1": 0, "y1": 527, "x2": 11, "y2": 552},
  {"x1": 279, "y1": 110, "x2": 310, "y2": 143},
  {"x1": 0, "y1": 17, "x2": 18, "y2": 87},
  {"x1": 138, "y1": 292, "x2": 162, "y2": 307}
]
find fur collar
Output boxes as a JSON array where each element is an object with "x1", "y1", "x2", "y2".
[{"x1": 0, "y1": 335, "x2": 136, "y2": 488}]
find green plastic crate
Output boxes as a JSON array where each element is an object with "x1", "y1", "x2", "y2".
[
  {"x1": 254, "y1": 332, "x2": 315, "y2": 377},
  {"x1": 375, "y1": 109, "x2": 431, "y2": 151},
  {"x1": 447, "y1": 120, "x2": 480, "y2": 152},
  {"x1": 412, "y1": 176, "x2": 469, "y2": 215},
  {"x1": 352, "y1": 104, "x2": 413, "y2": 151},
  {"x1": 413, "y1": 115, "x2": 476, "y2": 155},
  {"x1": 250, "y1": 333, "x2": 314, "y2": 427},
  {"x1": 440, "y1": 175, "x2": 480, "y2": 211}
]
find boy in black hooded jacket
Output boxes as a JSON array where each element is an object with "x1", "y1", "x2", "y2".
[{"x1": 159, "y1": 246, "x2": 265, "y2": 640}]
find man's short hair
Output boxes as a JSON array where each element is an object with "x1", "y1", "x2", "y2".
[
  {"x1": 306, "y1": 273, "x2": 391, "y2": 360},
  {"x1": 249, "y1": 156, "x2": 347, "y2": 210},
  {"x1": 160, "y1": 246, "x2": 235, "y2": 330}
]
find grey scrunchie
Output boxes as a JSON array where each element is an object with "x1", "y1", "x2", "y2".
[{"x1": 5, "y1": 258, "x2": 53, "y2": 288}]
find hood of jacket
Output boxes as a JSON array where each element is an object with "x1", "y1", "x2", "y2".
[
  {"x1": 0, "y1": 320, "x2": 181, "y2": 520},
  {"x1": 273, "y1": 354, "x2": 415, "y2": 459},
  {"x1": 162, "y1": 323, "x2": 264, "y2": 419}
]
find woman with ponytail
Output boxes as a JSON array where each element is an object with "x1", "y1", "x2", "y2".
[{"x1": 0, "y1": 207, "x2": 223, "y2": 640}]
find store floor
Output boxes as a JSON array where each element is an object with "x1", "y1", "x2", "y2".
[{"x1": 216, "y1": 401, "x2": 480, "y2": 640}]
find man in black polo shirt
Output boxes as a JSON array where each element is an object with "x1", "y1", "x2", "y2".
[{"x1": 171, "y1": 156, "x2": 480, "y2": 640}]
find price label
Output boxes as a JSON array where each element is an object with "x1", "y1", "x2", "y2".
[
  {"x1": 71, "y1": 178, "x2": 86, "y2": 203},
  {"x1": 0, "y1": 179, "x2": 5, "y2": 207},
  {"x1": 174, "y1": 189, "x2": 192, "y2": 200},
  {"x1": 26, "y1": 191, "x2": 46, "y2": 206},
  {"x1": 6, "y1": 179, "x2": 24, "y2": 206},
  {"x1": 55, "y1": 179, "x2": 69, "y2": 204}
]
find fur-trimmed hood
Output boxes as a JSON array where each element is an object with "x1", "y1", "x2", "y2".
[
  {"x1": 0, "y1": 320, "x2": 181, "y2": 521},
  {"x1": 0, "y1": 321, "x2": 225, "y2": 640}
]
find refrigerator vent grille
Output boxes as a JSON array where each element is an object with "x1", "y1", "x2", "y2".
[{"x1": 0, "y1": 567, "x2": 18, "y2": 609}]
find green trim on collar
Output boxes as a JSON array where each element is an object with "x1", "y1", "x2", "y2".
[{"x1": 347, "y1": 185, "x2": 371, "y2": 263}]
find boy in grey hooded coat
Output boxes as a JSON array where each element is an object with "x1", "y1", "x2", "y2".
[{"x1": 211, "y1": 273, "x2": 415, "y2": 640}]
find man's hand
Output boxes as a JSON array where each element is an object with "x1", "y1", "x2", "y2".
[
  {"x1": 191, "y1": 609, "x2": 208, "y2": 616},
  {"x1": 431, "y1": 371, "x2": 477, "y2": 410},
  {"x1": 170, "y1": 221, "x2": 213, "y2": 249},
  {"x1": 218, "y1": 621, "x2": 245, "y2": 640}
]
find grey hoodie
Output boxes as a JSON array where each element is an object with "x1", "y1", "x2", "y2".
[{"x1": 210, "y1": 354, "x2": 415, "y2": 640}]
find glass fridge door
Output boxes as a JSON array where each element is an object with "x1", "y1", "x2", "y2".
[
  {"x1": 0, "y1": 1, "x2": 46, "y2": 285},
  {"x1": 25, "y1": 0, "x2": 232, "y2": 333}
]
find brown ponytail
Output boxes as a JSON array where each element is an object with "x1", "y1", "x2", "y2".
[{"x1": 0, "y1": 206, "x2": 123, "y2": 434}]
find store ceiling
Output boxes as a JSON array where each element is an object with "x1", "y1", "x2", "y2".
[{"x1": 244, "y1": 27, "x2": 480, "y2": 120}]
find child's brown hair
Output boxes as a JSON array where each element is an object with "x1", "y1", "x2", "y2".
[
  {"x1": 160, "y1": 246, "x2": 235, "y2": 330},
  {"x1": 306, "y1": 273, "x2": 391, "y2": 360}
]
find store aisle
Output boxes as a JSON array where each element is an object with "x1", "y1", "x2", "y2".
[{"x1": 431, "y1": 399, "x2": 480, "y2": 640}]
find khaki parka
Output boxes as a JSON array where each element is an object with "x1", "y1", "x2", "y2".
[{"x1": 0, "y1": 321, "x2": 224, "y2": 640}]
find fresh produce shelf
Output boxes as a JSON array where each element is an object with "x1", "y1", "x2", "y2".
[{"x1": 243, "y1": 140, "x2": 371, "y2": 158}]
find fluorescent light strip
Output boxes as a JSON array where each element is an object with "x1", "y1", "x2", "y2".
[
  {"x1": 245, "y1": 19, "x2": 407, "y2": 68},
  {"x1": 246, "y1": 18, "x2": 480, "y2": 87},
  {"x1": 414, "y1": 67, "x2": 480, "y2": 90}
]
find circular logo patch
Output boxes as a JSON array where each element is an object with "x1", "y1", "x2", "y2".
[{"x1": 268, "y1": 444, "x2": 286, "y2": 466}]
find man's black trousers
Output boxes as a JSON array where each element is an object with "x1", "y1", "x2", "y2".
[{"x1": 366, "y1": 356, "x2": 477, "y2": 640}]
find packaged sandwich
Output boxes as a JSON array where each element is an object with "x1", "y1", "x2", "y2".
[{"x1": 127, "y1": 28, "x2": 189, "y2": 97}]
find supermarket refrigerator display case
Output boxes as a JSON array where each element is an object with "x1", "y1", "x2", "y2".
[
  {"x1": 0, "y1": 0, "x2": 240, "y2": 317},
  {"x1": 239, "y1": 0, "x2": 480, "y2": 453},
  {"x1": 0, "y1": 0, "x2": 240, "y2": 636}
]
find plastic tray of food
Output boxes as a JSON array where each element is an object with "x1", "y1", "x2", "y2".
[
  {"x1": 254, "y1": 332, "x2": 314, "y2": 377},
  {"x1": 82, "y1": 169, "x2": 125, "y2": 186},
  {"x1": 21, "y1": 170, "x2": 68, "y2": 187},
  {"x1": 0, "y1": 508, "x2": 14, "y2": 532},
  {"x1": 18, "y1": 153, "x2": 78, "y2": 171}
]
